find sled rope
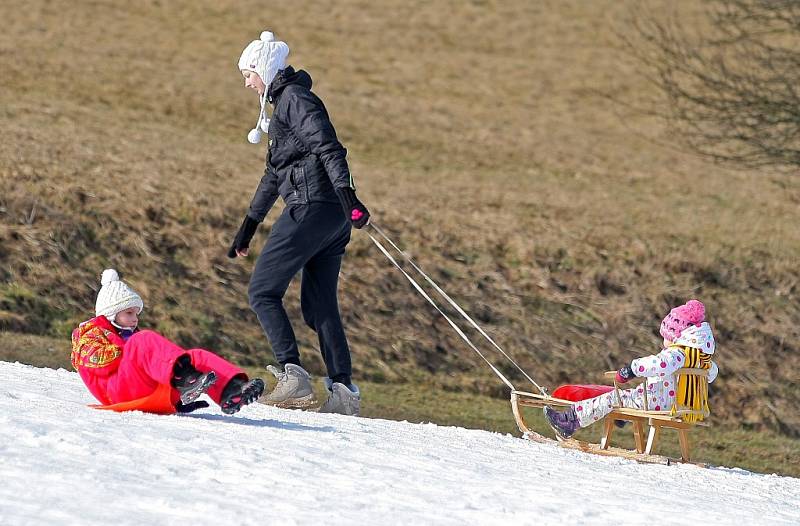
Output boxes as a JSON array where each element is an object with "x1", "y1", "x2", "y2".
[
  {"x1": 368, "y1": 222, "x2": 546, "y2": 395},
  {"x1": 366, "y1": 228, "x2": 514, "y2": 390}
]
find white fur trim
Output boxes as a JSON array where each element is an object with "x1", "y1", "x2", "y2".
[{"x1": 673, "y1": 322, "x2": 716, "y2": 355}]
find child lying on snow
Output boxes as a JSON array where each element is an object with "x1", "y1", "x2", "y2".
[
  {"x1": 545, "y1": 299, "x2": 718, "y2": 439},
  {"x1": 71, "y1": 269, "x2": 264, "y2": 414}
]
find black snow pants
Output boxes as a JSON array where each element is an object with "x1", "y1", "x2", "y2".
[{"x1": 248, "y1": 202, "x2": 352, "y2": 381}]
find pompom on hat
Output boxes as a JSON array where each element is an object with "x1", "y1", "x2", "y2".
[
  {"x1": 237, "y1": 31, "x2": 290, "y2": 144},
  {"x1": 660, "y1": 299, "x2": 705, "y2": 342},
  {"x1": 95, "y1": 269, "x2": 144, "y2": 321}
]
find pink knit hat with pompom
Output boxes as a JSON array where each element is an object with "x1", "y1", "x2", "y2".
[{"x1": 660, "y1": 299, "x2": 705, "y2": 342}]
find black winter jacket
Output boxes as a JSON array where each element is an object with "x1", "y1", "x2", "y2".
[{"x1": 247, "y1": 66, "x2": 353, "y2": 222}]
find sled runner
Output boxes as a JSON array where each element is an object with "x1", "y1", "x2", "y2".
[{"x1": 368, "y1": 223, "x2": 712, "y2": 467}]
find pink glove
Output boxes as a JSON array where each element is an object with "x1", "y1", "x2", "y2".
[{"x1": 615, "y1": 364, "x2": 635, "y2": 384}]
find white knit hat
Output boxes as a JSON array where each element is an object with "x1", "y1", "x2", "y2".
[
  {"x1": 237, "y1": 31, "x2": 290, "y2": 144},
  {"x1": 95, "y1": 269, "x2": 144, "y2": 320}
]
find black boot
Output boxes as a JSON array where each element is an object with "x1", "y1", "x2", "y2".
[
  {"x1": 220, "y1": 377, "x2": 265, "y2": 415},
  {"x1": 171, "y1": 354, "x2": 217, "y2": 405}
]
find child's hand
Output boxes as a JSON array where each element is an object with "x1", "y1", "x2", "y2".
[{"x1": 615, "y1": 364, "x2": 636, "y2": 384}]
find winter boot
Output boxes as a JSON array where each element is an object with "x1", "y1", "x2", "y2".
[
  {"x1": 262, "y1": 364, "x2": 317, "y2": 409},
  {"x1": 317, "y1": 379, "x2": 360, "y2": 416},
  {"x1": 220, "y1": 377, "x2": 265, "y2": 415},
  {"x1": 543, "y1": 405, "x2": 580, "y2": 439},
  {"x1": 171, "y1": 354, "x2": 217, "y2": 405}
]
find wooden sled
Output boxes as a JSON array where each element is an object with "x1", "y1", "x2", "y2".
[
  {"x1": 90, "y1": 382, "x2": 177, "y2": 415},
  {"x1": 511, "y1": 367, "x2": 711, "y2": 466}
]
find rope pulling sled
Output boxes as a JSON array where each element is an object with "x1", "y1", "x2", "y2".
[{"x1": 367, "y1": 222, "x2": 711, "y2": 467}]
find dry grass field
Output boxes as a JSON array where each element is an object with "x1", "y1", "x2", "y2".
[{"x1": 1, "y1": 0, "x2": 799, "y2": 447}]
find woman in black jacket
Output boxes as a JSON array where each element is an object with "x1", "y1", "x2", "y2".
[{"x1": 228, "y1": 31, "x2": 369, "y2": 416}]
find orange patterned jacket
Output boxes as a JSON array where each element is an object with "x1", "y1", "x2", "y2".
[{"x1": 71, "y1": 315, "x2": 125, "y2": 375}]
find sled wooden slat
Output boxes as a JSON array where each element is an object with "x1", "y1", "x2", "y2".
[{"x1": 511, "y1": 390, "x2": 574, "y2": 408}]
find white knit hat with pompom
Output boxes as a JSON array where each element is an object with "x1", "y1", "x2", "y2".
[
  {"x1": 94, "y1": 269, "x2": 144, "y2": 320},
  {"x1": 238, "y1": 31, "x2": 289, "y2": 87},
  {"x1": 237, "y1": 30, "x2": 290, "y2": 143}
]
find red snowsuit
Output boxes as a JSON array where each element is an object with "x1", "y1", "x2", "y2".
[{"x1": 71, "y1": 316, "x2": 245, "y2": 408}]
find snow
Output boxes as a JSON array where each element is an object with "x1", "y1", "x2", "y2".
[{"x1": 0, "y1": 361, "x2": 798, "y2": 526}]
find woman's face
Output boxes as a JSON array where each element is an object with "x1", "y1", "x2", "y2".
[
  {"x1": 115, "y1": 307, "x2": 139, "y2": 329},
  {"x1": 242, "y1": 70, "x2": 265, "y2": 96}
]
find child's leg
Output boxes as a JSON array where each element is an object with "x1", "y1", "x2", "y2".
[
  {"x1": 186, "y1": 349, "x2": 247, "y2": 404},
  {"x1": 107, "y1": 330, "x2": 187, "y2": 403},
  {"x1": 573, "y1": 385, "x2": 647, "y2": 428}
]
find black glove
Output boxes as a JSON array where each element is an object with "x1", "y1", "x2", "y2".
[
  {"x1": 227, "y1": 215, "x2": 259, "y2": 258},
  {"x1": 335, "y1": 187, "x2": 370, "y2": 229},
  {"x1": 615, "y1": 363, "x2": 636, "y2": 384},
  {"x1": 175, "y1": 400, "x2": 210, "y2": 413}
]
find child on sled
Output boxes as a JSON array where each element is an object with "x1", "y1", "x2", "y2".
[
  {"x1": 545, "y1": 299, "x2": 719, "y2": 438},
  {"x1": 71, "y1": 269, "x2": 264, "y2": 414}
]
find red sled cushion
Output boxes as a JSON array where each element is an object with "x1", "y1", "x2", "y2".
[{"x1": 552, "y1": 384, "x2": 614, "y2": 402}]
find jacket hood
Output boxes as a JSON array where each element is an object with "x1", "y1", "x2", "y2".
[
  {"x1": 673, "y1": 321, "x2": 716, "y2": 355},
  {"x1": 267, "y1": 66, "x2": 312, "y2": 102}
]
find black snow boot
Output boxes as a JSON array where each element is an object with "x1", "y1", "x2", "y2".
[
  {"x1": 171, "y1": 354, "x2": 217, "y2": 405},
  {"x1": 220, "y1": 377, "x2": 265, "y2": 415}
]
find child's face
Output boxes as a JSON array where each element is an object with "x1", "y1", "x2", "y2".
[
  {"x1": 663, "y1": 337, "x2": 673, "y2": 347},
  {"x1": 115, "y1": 307, "x2": 139, "y2": 329},
  {"x1": 242, "y1": 70, "x2": 266, "y2": 96}
]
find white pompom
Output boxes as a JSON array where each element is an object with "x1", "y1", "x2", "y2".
[
  {"x1": 101, "y1": 268, "x2": 119, "y2": 286},
  {"x1": 248, "y1": 128, "x2": 262, "y2": 144},
  {"x1": 260, "y1": 31, "x2": 275, "y2": 42}
]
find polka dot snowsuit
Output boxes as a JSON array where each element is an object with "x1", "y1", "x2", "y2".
[{"x1": 573, "y1": 322, "x2": 717, "y2": 428}]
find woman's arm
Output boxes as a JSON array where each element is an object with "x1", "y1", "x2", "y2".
[
  {"x1": 248, "y1": 167, "x2": 280, "y2": 222},
  {"x1": 228, "y1": 168, "x2": 279, "y2": 258}
]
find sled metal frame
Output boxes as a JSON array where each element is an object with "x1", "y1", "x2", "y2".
[{"x1": 510, "y1": 368, "x2": 711, "y2": 466}]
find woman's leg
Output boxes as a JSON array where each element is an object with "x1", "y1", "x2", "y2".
[
  {"x1": 249, "y1": 203, "x2": 350, "y2": 369},
  {"x1": 301, "y1": 252, "x2": 351, "y2": 384},
  {"x1": 301, "y1": 205, "x2": 352, "y2": 383},
  {"x1": 248, "y1": 207, "x2": 311, "y2": 367}
]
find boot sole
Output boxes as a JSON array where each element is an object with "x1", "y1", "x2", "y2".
[
  {"x1": 317, "y1": 399, "x2": 360, "y2": 416},
  {"x1": 179, "y1": 371, "x2": 217, "y2": 405},
  {"x1": 261, "y1": 392, "x2": 317, "y2": 409}
]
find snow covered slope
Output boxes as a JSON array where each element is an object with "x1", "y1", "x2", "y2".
[{"x1": 0, "y1": 361, "x2": 798, "y2": 526}]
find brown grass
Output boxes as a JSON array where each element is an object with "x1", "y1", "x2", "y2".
[{"x1": 1, "y1": 0, "x2": 799, "y2": 438}]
